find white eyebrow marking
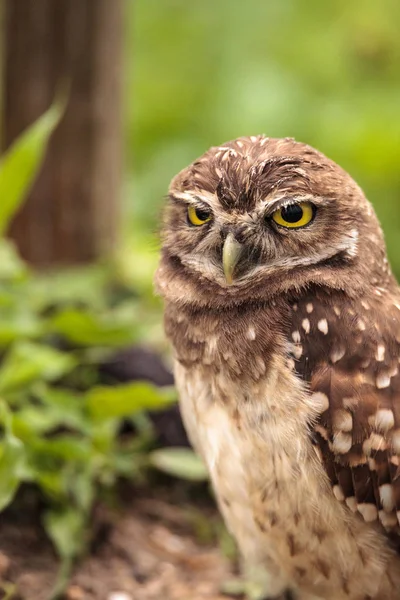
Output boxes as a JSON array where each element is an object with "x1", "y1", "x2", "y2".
[
  {"x1": 171, "y1": 191, "x2": 215, "y2": 205},
  {"x1": 260, "y1": 193, "x2": 322, "y2": 216}
]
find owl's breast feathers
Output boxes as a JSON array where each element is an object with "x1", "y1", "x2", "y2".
[
  {"x1": 166, "y1": 286, "x2": 400, "y2": 597},
  {"x1": 289, "y1": 287, "x2": 400, "y2": 548}
]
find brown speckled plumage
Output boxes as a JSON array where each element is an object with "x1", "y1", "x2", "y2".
[{"x1": 155, "y1": 136, "x2": 400, "y2": 599}]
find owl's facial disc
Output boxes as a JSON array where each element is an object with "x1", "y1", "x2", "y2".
[{"x1": 164, "y1": 188, "x2": 362, "y2": 290}]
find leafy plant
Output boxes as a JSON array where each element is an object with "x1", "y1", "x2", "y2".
[{"x1": 0, "y1": 105, "x2": 187, "y2": 598}]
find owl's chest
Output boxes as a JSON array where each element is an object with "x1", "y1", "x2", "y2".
[
  {"x1": 174, "y1": 360, "x2": 399, "y2": 599},
  {"x1": 174, "y1": 359, "x2": 321, "y2": 566}
]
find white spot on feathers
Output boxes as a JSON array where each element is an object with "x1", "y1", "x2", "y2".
[
  {"x1": 357, "y1": 503, "x2": 378, "y2": 522},
  {"x1": 331, "y1": 432, "x2": 352, "y2": 454},
  {"x1": 378, "y1": 510, "x2": 398, "y2": 530},
  {"x1": 247, "y1": 326, "x2": 256, "y2": 341},
  {"x1": 343, "y1": 396, "x2": 359, "y2": 410},
  {"x1": 292, "y1": 331, "x2": 301, "y2": 343},
  {"x1": 302, "y1": 319, "x2": 310, "y2": 334},
  {"x1": 345, "y1": 496, "x2": 357, "y2": 512},
  {"x1": 376, "y1": 373, "x2": 391, "y2": 389},
  {"x1": 363, "y1": 433, "x2": 387, "y2": 455},
  {"x1": 332, "y1": 409, "x2": 353, "y2": 433},
  {"x1": 333, "y1": 485, "x2": 345, "y2": 502},
  {"x1": 317, "y1": 319, "x2": 328, "y2": 335},
  {"x1": 292, "y1": 345, "x2": 303, "y2": 359},
  {"x1": 330, "y1": 346, "x2": 345, "y2": 364},
  {"x1": 375, "y1": 344, "x2": 385, "y2": 362},
  {"x1": 306, "y1": 303, "x2": 314, "y2": 314},
  {"x1": 374, "y1": 409, "x2": 395, "y2": 433},
  {"x1": 311, "y1": 392, "x2": 329, "y2": 413},
  {"x1": 379, "y1": 484, "x2": 395, "y2": 512},
  {"x1": 357, "y1": 319, "x2": 366, "y2": 331}
]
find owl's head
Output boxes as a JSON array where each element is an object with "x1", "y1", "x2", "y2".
[{"x1": 156, "y1": 136, "x2": 390, "y2": 309}]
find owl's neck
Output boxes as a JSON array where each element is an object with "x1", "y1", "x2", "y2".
[
  {"x1": 164, "y1": 296, "x2": 291, "y2": 381},
  {"x1": 164, "y1": 278, "x2": 399, "y2": 384}
]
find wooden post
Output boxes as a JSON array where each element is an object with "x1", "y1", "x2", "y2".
[{"x1": 2, "y1": 0, "x2": 122, "y2": 267}]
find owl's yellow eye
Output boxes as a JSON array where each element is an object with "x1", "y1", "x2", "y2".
[
  {"x1": 272, "y1": 202, "x2": 315, "y2": 229},
  {"x1": 187, "y1": 205, "x2": 212, "y2": 226}
]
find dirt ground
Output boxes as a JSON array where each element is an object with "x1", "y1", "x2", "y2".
[{"x1": 0, "y1": 486, "x2": 237, "y2": 600}]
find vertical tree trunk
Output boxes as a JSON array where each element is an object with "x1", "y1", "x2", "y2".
[{"x1": 2, "y1": 0, "x2": 122, "y2": 267}]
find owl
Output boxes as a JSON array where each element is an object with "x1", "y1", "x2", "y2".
[{"x1": 155, "y1": 136, "x2": 400, "y2": 600}]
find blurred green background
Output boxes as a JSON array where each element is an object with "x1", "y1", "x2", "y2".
[{"x1": 130, "y1": 0, "x2": 400, "y2": 275}]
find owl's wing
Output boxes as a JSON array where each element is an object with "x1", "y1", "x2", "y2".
[{"x1": 290, "y1": 290, "x2": 400, "y2": 542}]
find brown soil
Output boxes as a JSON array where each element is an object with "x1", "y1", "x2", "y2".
[{"x1": 0, "y1": 487, "x2": 237, "y2": 600}]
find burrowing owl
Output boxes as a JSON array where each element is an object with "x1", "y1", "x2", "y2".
[{"x1": 155, "y1": 136, "x2": 400, "y2": 599}]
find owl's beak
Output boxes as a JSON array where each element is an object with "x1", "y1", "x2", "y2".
[{"x1": 222, "y1": 233, "x2": 244, "y2": 285}]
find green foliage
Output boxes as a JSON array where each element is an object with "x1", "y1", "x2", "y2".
[
  {"x1": 0, "y1": 240, "x2": 175, "y2": 591},
  {"x1": 0, "y1": 401, "x2": 26, "y2": 511},
  {"x1": 0, "y1": 99, "x2": 65, "y2": 235},
  {"x1": 0, "y1": 108, "x2": 180, "y2": 596}
]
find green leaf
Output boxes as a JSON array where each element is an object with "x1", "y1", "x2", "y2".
[
  {"x1": 0, "y1": 341, "x2": 76, "y2": 393},
  {"x1": 36, "y1": 471, "x2": 65, "y2": 499},
  {"x1": 149, "y1": 448, "x2": 208, "y2": 481},
  {"x1": 0, "y1": 401, "x2": 26, "y2": 510},
  {"x1": 29, "y1": 265, "x2": 110, "y2": 313},
  {"x1": 0, "y1": 310, "x2": 42, "y2": 346},
  {"x1": 44, "y1": 506, "x2": 86, "y2": 599},
  {"x1": 44, "y1": 506, "x2": 86, "y2": 560},
  {"x1": 68, "y1": 468, "x2": 95, "y2": 513},
  {"x1": 0, "y1": 240, "x2": 28, "y2": 281},
  {"x1": 34, "y1": 385, "x2": 88, "y2": 432},
  {"x1": 0, "y1": 98, "x2": 65, "y2": 235},
  {"x1": 86, "y1": 381, "x2": 176, "y2": 420},
  {"x1": 48, "y1": 307, "x2": 137, "y2": 347},
  {"x1": 0, "y1": 436, "x2": 26, "y2": 510},
  {"x1": 34, "y1": 435, "x2": 91, "y2": 462}
]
